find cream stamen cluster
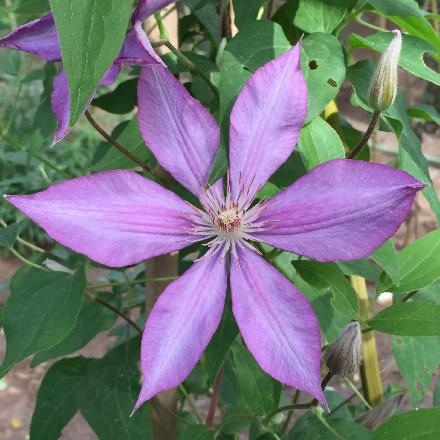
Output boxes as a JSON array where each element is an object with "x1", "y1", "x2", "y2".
[{"x1": 186, "y1": 177, "x2": 270, "y2": 260}]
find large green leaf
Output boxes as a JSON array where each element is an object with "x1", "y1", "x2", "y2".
[
  {"x1": 77, "y1": 337, "x2": 152, "y2": 439},
  {"x1": 231, "y1": 343, "x2": 280, "y2": 415},
  {"x1": 13, "y1": 0, "x2": 50, "y2": 13},
  {"x1": 372, "y1": 408, "x2": 440, "y2": 440},
  {"x1": 294, "y1": 0, "x2": 352, "y2": 33},
  {"x1": 30, "y1": 357, "x2": 88, "y2": 440},
  {"x1": 380, "y1": 229, "x2": 440, "y2": 293},
  {"x1": 365, "y1": 0, "x2": 440, "y2": 56},
  {"x1": 372, "y1": 240, "x2": 399, "y2": 287},
  {"x1": 293, "y1": 260, "x2": 358, "y2": 318},
  {"x1": 297, "y1": 116, "x2": 345, "y2": 170},
  {"x1": 91, "y1": 117, "x2": 152, "y2": 171},
  {"x1": 0, "y1": 223, "x2": 20, "y2": 248},
  {"x1": 179, "y1": 425, "x2": 214, "y2": 440},
  {"x1": 370, "y1": 302, "x2": 440, "y2": 336},
  {"x1": 49, "y1": 0, "x2": 133, "y2": 125},
  {"x1": 392, "y1": 335, "x2": 440, "y2": 406},
  {"x1": 301, "y1": 32, "x2": 346, "y2": 121},
  {"x1": 349, "y1": 32, "x2": 440, "y2": 86},
  {"x1": 0, "y1": 265, "x2": 86, "y2": 376},
  {"x1": 232, "y1": 0, "x2": 266, "y2": 29},
  {"x1": 348, "y1": 60, "x2": 440, "y2": 223},
  {"x1": 205, "y1": 296, "x2": 238, "y2": 382},
  {"x1": 32, "y1": 298, "x2": 116, "y2": 366},
  {"x1": 92, "y1": 78, "x2": 137, "y2": 114}
]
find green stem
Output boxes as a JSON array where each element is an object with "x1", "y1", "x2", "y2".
[
  {"x1": 1, "y1": 132, "x2": 73, "y2": 179},
  {"x1": 355, "y1": 15, "x2": 388, "y2": 33},
  {"x1": 93, "y1": 295, "x2": 143, "y2": 333},
  {"x1": 84, "y1": 110, "x2": 151, "y2": 172},
  {"x1": 0, "y1": 219, "x2": 45, "y2": 253},
  {"x1": 9, "y1": 247, "x2": 49, "y2": 271},
  {"x1": 179, "y1": 385, "x2": 203, "y2": 423},
  {"x1": 347, "y1": 111, "x2": 380, "y2": 159},
  {"x1": 344, "y1": 378, "x2": 372, "y2": 409},
  {"x1": 152, "y1": 40, "x2": 219, "y2": 100},
  {"x1": 315, "y1": 411, "x2": 344, "y2": 440},
  {"x1": 154, "y1": 11, "x2": 169, "y2": 40},
  {"x1": 91, "y1": 276, "x2": 178, "y2": 289},
  {"x1": 282, "y1": 389, "x2": 301, "y2": 433}
]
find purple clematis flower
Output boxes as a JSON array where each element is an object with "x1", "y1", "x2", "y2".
[
  {"x1": 0, "y1": 0, "x2": 174, "y2": 144},
  {"x1": 5, "y1": 43, "x2": 423, "y2": 412}
]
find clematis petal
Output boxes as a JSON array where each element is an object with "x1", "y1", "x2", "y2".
[
  {"x1": 229, "y1": 43, "x2": 307, "y2": 201},
  {"x1": 0, "y1": 13, "x2": 61, "y2": 61},
  {"x1": 138, "y1": 63, "x2": 220, "y2": 194},
  {"x1": 51, "y1": 65, "x2": 121, "y2": 144},
  {"x1": 134, "y1": 255, "x2": 227, "y2": 412},
  {"x1": 133, "y1": 0, "x2": 175, "y2": 22},
  {"x1": 116, "y1": 21, "x2": 162, "y2": 66},
  {"x1": 230, "y1": 246, "x2": 326, "y2": 406},
  {"x1": 5, "y1": 170, "x2": 198, "y2": 267},
  {"x1": 254, "y1": 159, "x2": 425, "y2": 261}
]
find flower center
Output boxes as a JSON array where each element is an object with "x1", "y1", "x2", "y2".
[{"x1": 216, "y1": 208, "x2": 242, "y2": 233}]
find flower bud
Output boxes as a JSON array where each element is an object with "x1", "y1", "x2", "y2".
[
  {"x1": 325, "y1": 322, "x2": 361, "y2": 377},
  {"x1": 368, "y1": 30, "x2": 402, "y2": 111}
]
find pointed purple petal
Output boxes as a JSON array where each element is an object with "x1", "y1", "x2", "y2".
[
  {"x1": 51, "y1": 70, "x2": 70, "y2": 144},
  {"x1": 229, "y1": 43, "x2": 307, "y2": 200},
  {"x1": 116, "y1": 21, "x2": 162, "y2": 66},
  {"x1": 133, "y1": 0, "x2": 175, "y2": 22},
  {"x1": 254, "y1": 159, "x2": 425, "y2": 261},
  {"x1": 134, "y1": 255, "x2": 227, "y2": 411},
  {"x1": 0, "y1": 13, "x2": 61, "y2": 61},
  {"x1": 5, "y1": 170, "x2": 197, "y2": 267},
  {"x1": 51, "y1": 65, "x2": 121, "y2": 144},
  {"x1": 138, "y1": 64, "x2": 220, "y2": 194},
  {"x1": 230, "y1": 246, "x2": 326, "y2": 406}
]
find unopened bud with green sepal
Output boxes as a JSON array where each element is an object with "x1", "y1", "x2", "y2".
[{"x1": 368, "y1": 30, "x2": 402, "y2": 111}]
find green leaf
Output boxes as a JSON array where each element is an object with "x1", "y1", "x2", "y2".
[
  {"x1": 231, "y1": 343, "x2": 280, "y2": 415},
  {"x1": 380, "y1": 229, "x2": 440, "y2": 293},
  {"x1": 13, "y1": 0, "x2": 50, "y2": 14},
  {"x1": 49, "y1": 0, "x2": 132, "y2": 125},
  {"x1": 0, "y1": 223, "x2": 20, "y2": 248},
  {"x1": 232, "y1": 0, "x2": 266, "y2": 29},
  {"x1": 372, "y1": 240, "x2": 399, "y2": 286},
  {"x1": 297, "y1": 116, "x2": 345, "y2": 170},
  {"x1": 392, "y1": 335, "x2": 440, "y2": 406},
  {"x1": 205, "y1": 296, "x2": 238, "y2": 382},
  {"x1": 348, "y1": 60, "x2": 440, "y2": 223},
  {"x1": 92, "y1": 78, "x2": 137, "y2": 114},
  {"x1": 365, "y1": 0, "x2": 440, "y2": 56},
  {"x1": 77, "y1": 337, "x2": 152, "y2": 439},
  {"x1": 301, "y1": 33, "x2": 346, "y2": 121},
  {"x1": 0, "y1": 265, "x2": 86, "y2": 376},
  {"x1": 434, "y1": 380, "x2": 440, "y2": 407},
  {"x1": 294, "y1": 0, "x2": 351, "y2": 33},
  {"x1": 30, "y1": 357, "x2": 88, "y2": 440},
  {"x1": 290, "y1": 415, "x2": 372, "y2": 439},
  {"x1": 372, "y1": 408, "x2": 440, "y2": 440},
  {"x1": 407, "y1": 104, "x2": 440, "y2": 125},
  {"x1": 179, "y1": 425, "x2": 214, "y2": 440},
  {"x1": 349, "y1": 32, "x2": 440, "y2": 87},
  {"x1": 293, "y1": 261, "x2": 358, "y2": 318},
  {"x1": 370, "y1": 302, "x2": 440, "y2": 336},
  {"x1": 221, "y1": 403, "x2": 254, "y2": 435},
  {"x1": 32, "y1": 298, "x2": 117, "y2": 366},
  {"x1": 91, "y1": 116, "x2": 151, "y2": 171},
  {"x1": 337, "y1": 259, "x2": 381, "y2": 282}
]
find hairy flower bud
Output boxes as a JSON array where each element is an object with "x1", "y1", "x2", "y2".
[
  {"x1": 325, "y1": 322, "x2": 361, "y2": 377},
  {"x1": 368, "y1": 30, "x2": 402, "y2": 111}
]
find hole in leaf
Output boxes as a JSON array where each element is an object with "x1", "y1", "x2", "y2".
[
  {"x1": 395, "y1": 338, "x2": 402, "y2": 345},
  {"x1": 309, "y1": 60, "x2": 318, "y2": 70},
  {"x1": 416, "y1": 382, "x2": 422, "y2": 390},
  {"x1": 327, "y1": 78, "x2": 337, "y2": 87}
]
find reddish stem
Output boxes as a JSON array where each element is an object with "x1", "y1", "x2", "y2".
[{"x1": 205, "y1": 365, "x2": 225, "y2": 428}]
